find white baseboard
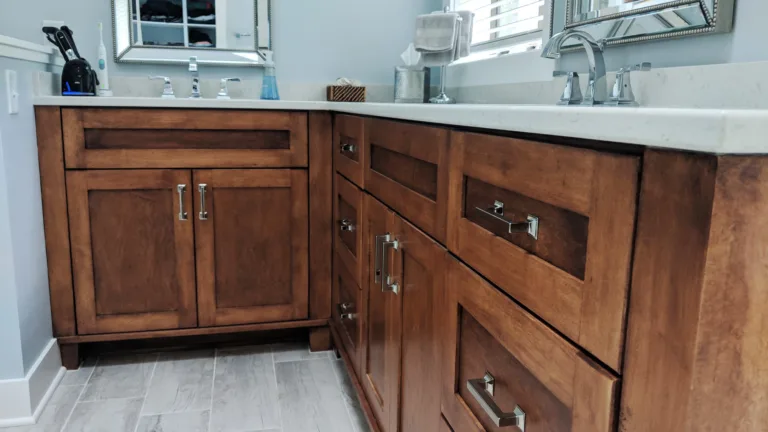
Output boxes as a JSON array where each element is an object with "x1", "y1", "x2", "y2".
[{"x1": 0, "y1": 339, "x2": 65, "y2": 427}]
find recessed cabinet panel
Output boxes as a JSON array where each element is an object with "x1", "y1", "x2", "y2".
[
  {"x1": 334, "y1": 173, "x2": 365, "y2": 287},
  {"x1": 334, "y1": 114, "x2": 366, "y2": 187},
  {"x1": 332, "y1": 252, "x2": 364, "y2": 377},
  {"x1": 66, "y1": 169, "x2": 197, "y2": 334},
  {"x1": 195, "y1": 169, "x2": 309, "y2": 326}
]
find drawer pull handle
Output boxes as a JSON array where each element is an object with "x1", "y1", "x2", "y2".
[
  {"x1": 337, "y1": 303, "x2": 356, "y2": 320},
  {"x1": 467, "y1": 372, "x2": 526, "y2": 430},
  {"x1": 475, "y1": 200, "x2": 539, "y2": 240},
  {"x1": 198, "y1": 184, "x2": 209, "y2": 221},
  {"x1": 177, "y1": 185, "x2": 188, "y2": 221},
  {"x1": 340, "y1": 143, "x2": 357, "y2": 154},
  {"x1": 375, "y1": 234, "x2": 400, "y2": 294},
  {"x1": 339, "y1": 219, "x2": 356, "y2": 232}
]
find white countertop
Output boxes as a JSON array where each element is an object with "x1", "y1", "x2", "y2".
[{"x1": 33, "y1": 96, "x2": 768, "y2": 154}]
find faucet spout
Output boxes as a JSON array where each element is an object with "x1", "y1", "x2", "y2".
[{"x1": 542, "y1": 30, "x2": 607, "y2": 105}]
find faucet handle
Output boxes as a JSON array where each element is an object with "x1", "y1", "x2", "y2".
[
  {"x1": 217, "y1": 78, "x2": 242, "y2": 100},
  {"x1": 149, "y1": 76, "x2": 175, "y2": 99},
  {"x1": 553, "y1": 71, "x2": 583, "y2": 105},
  {"x1": 609, "y1": 62, "x2": 651, "y2": 106}
]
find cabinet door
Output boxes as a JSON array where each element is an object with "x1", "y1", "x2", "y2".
[
  {"x1": 195, "y1": 169, "x2": 309, "y2": 326},
  {"x1": 361, "y1": 195, "x2": 399, "y2": 432},
  {"x1": 67, "y1": 170, "x2": 197, "y2": 334},
  {"x1": 392, "y1": 215, "x2": 447, "y2": 432}
]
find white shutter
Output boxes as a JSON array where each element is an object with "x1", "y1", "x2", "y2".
[{"x1": 453, "y1": 0, "x2": 545, "y2": 51}]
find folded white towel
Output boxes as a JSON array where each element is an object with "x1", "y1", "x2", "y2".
[{"x1": 414, "y1": 11, "x2": 474, "y2": 67}]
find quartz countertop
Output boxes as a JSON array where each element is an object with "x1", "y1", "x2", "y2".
[{"x1": 33, "y1": 96, "x2": 768, "y2": 154}]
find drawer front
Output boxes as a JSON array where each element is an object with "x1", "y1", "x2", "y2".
[
  {"x1": 442, "y1": 258, "x2": 619, "y2": 432},
  {"x1": 334, "y1": 114, "x2": 366, "y2": 187},
  {"x1": 439, "y1": 415, "x2": 454, "y2": 432},
  {"x1": 334, "y1": 173, "x2": 364, "y2": 287},
  {"x1": 365, "y1": 118, "x2": 450, "y2": 243},
  {"x1": 62, "y1": 109, "x2": 308, "y2": 168},
  {"x1": 332, "y1": 252, "x2": 363, "y2": 377},
  {"x1": 447, "y1": 132, "x2": 639, "y2": 371}
]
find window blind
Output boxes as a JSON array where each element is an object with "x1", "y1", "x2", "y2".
[{"x1": 453, "y1": 0, "x2": 545, "y2": 50}]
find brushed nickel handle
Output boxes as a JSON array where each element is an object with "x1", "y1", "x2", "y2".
[
  {"x1": 339, "y1": 219, "x2": 355, "y2": 232},
  {"x1": 198, "y1": 184, "x2": 208, "y2": 220},
  {"x1": 467, "y1": 372, "x2": 526, "y2": 430},
  {"x1": 475, "y1": 200, "x2": 539, "y2": 240},
  {"x1": 374, "y1": 234, "x2": 387, "y2": 284},
  {"x1": 340, "y1": 143, "x2": 357, "y2": 154},
  {"x1": 337, "y1": 303, "x2": 356, "y2": 320},
  {"x1": 380, "y1": 234, "x2": 400, "y2": 295},
  {"x1": 177, "y1": 185, "x2": 188, "y2": 221}
]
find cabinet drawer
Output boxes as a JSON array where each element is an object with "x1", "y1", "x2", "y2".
[
  {"x1": 447, "y1": 132, "x2": 639, "y2": 370},
  {"x1": 439, "y1": 415, "x2": 453, "y2": 432},
  {"x1": 365, "y1": 118, "x2": 450, "y2": 243},
  {"x1": 334, "y1": 114, "x2": 366, "y2": 187},
  {"x1": 332, "y1": 252, "x2": 363, "y2": 377},
  {"x1": 62, "y1": 109, "x2": 308, "y2": 169},
  {"x1": 442, "y1": 258, "x2": 619, "y2": 432},
  {"x1": 334, "y1": 173, "x2": 364, "y2": 287}
]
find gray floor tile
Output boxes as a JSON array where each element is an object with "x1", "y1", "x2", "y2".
[
  {"x1": 80, "y1": 353, "x2": 157, "y2": 402},
  {"x1": 2, "y1": 385, "x2": 83, "y2": 432},
  {"x1": 62, "y1": 397, "x2": 143, "y2": 432},
  {"x1": 331, "y1": 360, "x2": 371, "y2": 432},
  {"x1": 142, "y1": 350, "x2": 214, "y2": 415},
  {"x1": 210, "y1": 346, "x2": 280, "y2": 432},
  {"x1": 271, "y1": 342, "x2": 331, "y2": 363},
  {"x1": 135, "y1": 410, "x2": 209, "y2": 432},
  {"x1": 276, "y1": 358, "x2": 355, "y2": 432},
  {"x1": 60, "y1": 358, "x2": 97, "y2": 386}
]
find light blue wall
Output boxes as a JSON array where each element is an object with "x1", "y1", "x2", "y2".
[
  {"x1": 1, "y1": 0, "x2": 442, "y2": 84},
  {"x1": 0, "y1": 58, "x2": 54, "y2": 379}
]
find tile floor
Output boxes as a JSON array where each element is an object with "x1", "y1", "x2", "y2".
[{"x1": 3, "y1": 342, "x2": 370, "y2": 432}]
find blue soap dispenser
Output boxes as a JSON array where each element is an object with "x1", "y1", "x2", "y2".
[{"x1": 260, "y1": 52, "x2": 280, "y2": 100}]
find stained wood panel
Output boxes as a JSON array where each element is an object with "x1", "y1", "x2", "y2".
[
  {"x1": 447, "y1": 131, "x2": 638, "y2": 371},
  {"x1": 365, "y1": 118, "x2": 450, "y2": 243},
  {"x1": 332, "y1": 252, "x2": 363, "y2": 376},
  {"x1": 308, "y1": 112, "x2": 333, "y2": 321},
  {"x1": 195, "y1": 169, "x2": 309, "y2": 327},
  {"x1": 442, "y1": 258, "x2": 619, "y2": 432},
  {"x1": 62, "y1": 108, "x2": 308, "y2": 168},
  {"x1": 66, "y1": 169, "x2": 197, "y2": 334},
  {"x1": 334, "y1": 173, "x2": 365, "y2": 287},
  {"x1": 335, "y1": 114, "x2": 366, "y2": 187}
]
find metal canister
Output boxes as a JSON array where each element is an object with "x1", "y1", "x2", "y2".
[{"x1": 394, "y1": 67, "x2": 430, "y2": 103}]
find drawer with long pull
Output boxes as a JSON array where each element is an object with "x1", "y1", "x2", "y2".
[
  {"x1": 334, "y1": 173, "x2": 365, "y2": 287},
  {"x1": 447, "y1": 132, "x2": 639, "y2": 371},
  {"x1": 334, "y1": 114, "x2": 366, "y2": 187},
  {"x1": 442, "y1": 258, "x2": 619, "y2": 432},
  {"x1": 332, "y1": 252, "x2": 363, "y2": 377}
]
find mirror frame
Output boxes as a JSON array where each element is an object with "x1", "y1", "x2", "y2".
[
  {"x1": 111, "y1": 0, "x2": 272, "y2": 66},
  {"x1": 552, "y1": 0, "x2": 734, "y2": 47}
]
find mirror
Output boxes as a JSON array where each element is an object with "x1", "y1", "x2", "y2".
[
  {"x1": 112, "y1": 0, "x2": 272, "y2": 66},
  {"x1": 550, "y1": 0, "x2": 735, "y2": 48}
]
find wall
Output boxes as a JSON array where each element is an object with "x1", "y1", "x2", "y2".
[{"x1": 0, "y1": 0, "x2": 441, "y2": 84}]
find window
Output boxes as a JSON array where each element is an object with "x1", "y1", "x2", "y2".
[{"x1": 452, "y1": 0, "x2": 545, "y2": 53}]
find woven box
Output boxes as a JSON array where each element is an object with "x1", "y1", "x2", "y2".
[{"x1": 327, "y1": 85, "x2": 367, "y2": 103}]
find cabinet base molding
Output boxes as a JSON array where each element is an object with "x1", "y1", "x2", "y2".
[
  {"x1": 57, "y1": 319, "x2": 329, "y2": 346},
  {"x1": 309, "y1": 327, "x2": 332, "y2": 352},
  {"x1": 329, "y1": 324, "x2": 381, "y2": 432}
]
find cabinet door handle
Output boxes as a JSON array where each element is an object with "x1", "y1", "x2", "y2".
[
  {"x1": 374, "y1": 234, "x2": 387, "y2": 284},
  {"x1": 177, "y1": 184, "x2": 188, "y2": 221},
  {"x1": 340, "y1": 142, "x2": 357, "y2": 154},
  {"x1": 198, "y1": 184, "x2": 208, "y2": 220},
  {"x1": 380, "y1": 234, "x2": 399, "y2": 294},
  {"x1": 339, "y1": 219, "x2": 355, "y2": 232},
  {"x1": 337, "y1": 303, "x2": 356, "y2": 320},
  {"x1": 467, "y1": 372, "x2": 526, "y2": 430},
  {"x1": 475, "y1": 200, "x2": 539, "y2": 240}
]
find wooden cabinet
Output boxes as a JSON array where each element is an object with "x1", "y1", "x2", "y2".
[
  {"x1": 442, "y1": 258, "x2": 619, "y2": 432},
  {"x1": 66, "y1": 170, "x2": 198, "y2": 334},
  {"x1": 195, "y1": 169, "x2": 309, "y2": 326},
  {"x1": 357, "y1": 194, "x2": 446, "y2": 432},
  {"x1": 334, "y1": 114, "x2": 366, "y2": 187},
  {"x1": 332, "y1": 251, "x2": 364, "y2": 376},
  {"x1": 334, "y1": 173, "x2": 365, "y2": 287}
]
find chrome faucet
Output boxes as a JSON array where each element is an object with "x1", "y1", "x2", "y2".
[
  {"x1": 542, "y1": 30, "x2": 607, "y2": 105},
  {"x1": 188, "y1": 56, "x2": 201, "y2": 99}
]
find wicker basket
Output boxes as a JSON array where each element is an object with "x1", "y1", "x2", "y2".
[{"x1": 327, "y1": 85, "x2": 367, "y2": 103}]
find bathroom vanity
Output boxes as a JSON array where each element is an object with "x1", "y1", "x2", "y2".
[{"x1": 33, "y1": 99, "x2": 768, "y2": 432}]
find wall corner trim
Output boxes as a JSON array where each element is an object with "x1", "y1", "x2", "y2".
[
  {"x1": 0, "y1": 339, "x2": 65, "y2": 427},
  {"x1": 0, "y1": 35, "x2": 65, "y2": 66}
]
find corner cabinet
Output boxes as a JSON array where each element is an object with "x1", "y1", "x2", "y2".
[{"x1": 35, "y1": 107, "x2": 333, "y2": 365}]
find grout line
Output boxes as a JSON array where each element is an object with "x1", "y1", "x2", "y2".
[
  {"x1": 330, "y1": 357, "x2": 359, "y2": 432},
  {"x1": 271, "y1": 349, "x2": 284, "y2": 432},
  {"x1": 76, "y1": 356, "x2": 100, "y2": 402},
  {"x1": 207, "y1": 348, "x2": 217, "y2": 432},
  {"x1": 133, "y1": 353, "x2": 159, "y2": 432},
  {"x1": 59, "y1": 376, "x2": 94, "y2": 432},
  {"x1": 137, "y1": 407, "x2": 212, "y2": 418}
]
